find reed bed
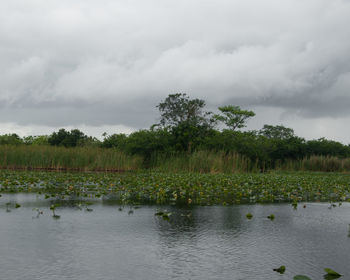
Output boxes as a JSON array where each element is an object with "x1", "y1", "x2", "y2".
[
  {"x1": 277, "y1": 156, "x2": 350, "y2": 172},
  {"x1": 150, "y1": 151, "x2": 259, "y2": 173},
  {"x1": 0, "y1": 145, "x2": 143, "y2": 171},
  {"x1": 1, "y1": 145, "x2": 350, "y2": 173}
]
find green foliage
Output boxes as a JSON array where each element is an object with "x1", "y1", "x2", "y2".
[
  {"x1": 273, "y1": 265, "x2": 285, "y2": 274},
  {"x1": 0, "y1": 145, "x2": 142, "y2": 171},
  {"x1": 293, "y1": 276, "x2": 312, "y2": 280},
  {"x1": 125, "y1": 129, "x2": 174, "y2": 161},
  {"x1": 101, "y1": 133, "x2": 127, "y2": 149},
  {"x1": 156, "y1": 93, "x2": 214, "y2": 152},
  {"x1": 324, "y1": 268, "x2": 341, "y2": 277},
  {"x1": 48, "y1": 129, "x2": 98, "y2": 147},
  {"x1": 0, "y1": 134, "x2": 23, "y2": 145},
  {"x1": 259, "y1": 124, "x2": 295, "y2": 139},
  {"x1": 267, "y1": 214, "x2": 275, "y2": 220},
  {"x1": 23, "y1": 135, "x2": 49, "y2": 145},
  {"x1": 157, "y1": 93, "x2": 213, "y2": 129},
  {"x1": 1, "y1": 170, "x2": 349, "y2": 205},
  {"x1": 214, "y1": 105, "x2": 255, "y2": 131}
]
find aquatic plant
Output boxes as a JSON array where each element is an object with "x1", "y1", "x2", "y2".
[
  {"x1": 246, "y1": 213, "x2": 253, "y2": 219},
  {"x1": 0, "y1": 145, "x2": 142, "y2": 171},
  {"x1": 267, "y1": 214, "x2": 275, "y2": 220},
  {"x1": 293, "y1": 276, "x2": 311, "y2": 280},
  {"x1": 273, "y1": 265, "x2": 285, "y2": 274},
  {"x1": 50, "y1": 204, "x2": 60, "y2": 219},
  {"x1": 292, "y1": 200, "x2": 298, "y2": 210},
  {"x1": 324, "y1": 268, "x2": 342, "y2": 277},
  {"x1": 1, "y1": 170, "x2": 350, "y2": 206},
  {"x1": 155, "y1": 210, "x2": 172, "y2": 220}
]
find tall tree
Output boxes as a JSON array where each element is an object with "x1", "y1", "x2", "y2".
[
  {"x1": 214, "y1": 105, "x2": 255, "y2": 131},
  {"x1": 157, "y1": 93, "x2": 213, "y2": 128},
  {"x1": 156, "y1": 93, "x2": 214, "y2": 152},
  {"x1": 259, "y1": 124, "x2": 295, "y2": 140}
]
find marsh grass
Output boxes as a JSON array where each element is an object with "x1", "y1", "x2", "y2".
[
  {"x1": 0, "y1": 145, "x2": 143, "y2": 171},
  {"x1": 278, "y1": 156, "x2": 350, "y2": 172},
  {"x1": 150, "y1": 151, "x2": 259, "y2": 173},
  {"x1": 2, "y1": 145, "x2": 350, "y2": 173}
]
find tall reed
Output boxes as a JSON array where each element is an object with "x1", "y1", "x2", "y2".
[
  {"x1": 0, "y1": 145, "x2": 143, "y2": 171},
  {"x1": 150, "y1": 150, "x2": 258, "y2": 173},
  {"x1": 2, "y1": 145, "x2": 350, "y2": 173},
  {"x1": 277, "y1": 155, "x2": 350, "y2": 172}
]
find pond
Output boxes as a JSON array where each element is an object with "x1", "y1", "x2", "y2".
[{"x1": 0, "y1": 194, "x2": 349, "y2": 280}]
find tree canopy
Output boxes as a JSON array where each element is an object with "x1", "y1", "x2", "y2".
[{"x1": 214, "y1": 105, "x2": 255, "y2": 131}]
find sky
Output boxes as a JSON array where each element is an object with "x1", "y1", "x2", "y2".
[{"x1": 1, "y1": 0, "x2": 350, "y2": 143}]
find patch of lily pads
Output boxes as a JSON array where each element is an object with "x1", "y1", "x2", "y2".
[{"x1": 0, "y1": 170, "x2": 350, "y2": 206}]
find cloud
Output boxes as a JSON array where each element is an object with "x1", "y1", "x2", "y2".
[{"x1": 1, "y1": 0, "x2": 350, "y2": 141}]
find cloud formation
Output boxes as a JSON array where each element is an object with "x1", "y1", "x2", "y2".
[{"x1": 1, "y1": 0, "x2": 350, "y2": 141}]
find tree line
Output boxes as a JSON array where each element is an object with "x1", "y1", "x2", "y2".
[{"x1": 1, "y1": 93, "x2": 350, "y2": 169}]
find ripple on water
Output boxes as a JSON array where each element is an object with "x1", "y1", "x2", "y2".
[{"x1": 0, "y1": 197, "x2": 349, "y2": 280}]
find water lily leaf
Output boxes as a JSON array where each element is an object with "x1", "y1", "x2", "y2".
[
  {"x1": 324, "y1": 268, "x2": 341, "y2": 276},
  {"x1": 324, "y1": 274, "x2": 342, "y2": 280},
  {"x1": 246, "y1": 213, "x2": 253, "y2": 219},
  {"x1": 293, "y1": 275, "x2": 312, "y2": 280},
  {"x1": 273, "y1": 265, "x2": 285, "y2": 274}
]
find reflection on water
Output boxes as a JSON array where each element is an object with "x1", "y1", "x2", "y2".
[{"x1": 0, "y1": 194, "x2": 349, "y2": 280}]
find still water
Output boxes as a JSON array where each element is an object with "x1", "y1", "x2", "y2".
[{"x1": 0, "y1": 194, "x2": 349, "y2": 280}]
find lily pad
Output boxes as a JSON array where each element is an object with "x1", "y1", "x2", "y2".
[
  {"x1": 273, "y1": 265, "x2": 285, "y2": 274},
  {"x1": 246, "y1": 213, "x2": 253, "y2": 219},
  {"x1": 324, "y1": 268, "x2": 341, "y2": 277},
  {"x1": 293, "y1": 276, "x2": 312, "y2": 280},
  {"x1": 267, "y1": 214, "x2": 275, "y2": 220}
]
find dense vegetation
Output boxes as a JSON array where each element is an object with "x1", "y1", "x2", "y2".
[
  {"x1": 1, "y1": 93, "x2": 350, "y2": 172},
  {"x1": 0, "y1": 170, "x2": 349, "y2": 205}
]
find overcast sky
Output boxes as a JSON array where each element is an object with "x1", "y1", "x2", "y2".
[{"x1": 1, "y1": 0, "x2": 350, "y2": 143}]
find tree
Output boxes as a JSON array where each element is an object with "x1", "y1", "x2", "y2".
[
  {"x1": 156, "y1": 93, "x2": 214, "y2": 152},
  {"x1": 157, "y1": 93, "x2": 214, "y2": 128},
  {"x1": 214, "y1": 105, "x2": 255, "y2": 131},
  {"x1": 0, "y1": 133, "x2": 23, "y2": 145},
  {"x1": 48, "y1": 129, "x2": 88, "y2": 147},
  {"x1": 259, "y1": 124, "x2": 295, "y2": 140}
]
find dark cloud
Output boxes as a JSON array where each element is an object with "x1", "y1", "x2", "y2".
[{"x1": 1, "y1": 0, "x2": 350, "y2": 141}]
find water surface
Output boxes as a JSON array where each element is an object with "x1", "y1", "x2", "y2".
[{"x1": 0, "y1": 194, "x2": 349, "y2": 280}]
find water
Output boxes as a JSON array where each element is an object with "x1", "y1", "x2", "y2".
[{"x1": 0, "y1": 194, "x2": 349, "y2": 280}]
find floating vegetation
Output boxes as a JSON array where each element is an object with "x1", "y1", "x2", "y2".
[
  {"x1": 0, "y1": 170, "x2": 349, "y2": 206},
  {"x1": 50, "y1": 204, "x2": 60, "y2": 219},
  {"x1": 267, "y1": 214, "x2": 275, "y2": 221},
  {"x1": 294, "y1": 276, "x2": 311, "y2": 280},
  {"x1": 292, "y1": 200, "x2": 298, "y2": 210},
  {"x1": 155, "y1": 210, "x2": 172, "y2": 220},
  {"x1": 324, "y1": 268, "x2": 342, "y2": 278},
  {"x1": 273, "y1": 265, "x2": 285, "y2": 274},
  {"x1": 246, "y1": 213, "x2": 253, "y2": 219}
]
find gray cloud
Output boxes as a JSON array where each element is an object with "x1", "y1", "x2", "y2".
[{"x1": 1, "y1": 0, "x2": 350, "y2": 141}]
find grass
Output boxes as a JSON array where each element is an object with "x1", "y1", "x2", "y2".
[
  {"x1": 150, "y1": 151, "x2": 259, "y2": 173},
  {"x1": 278, "y1": 156, "x2": 350, "y2": 172},
  {"x1": 0, "y1": 145, "x2": 143, "y2": 171},
  {"x1": 2, "y1": 145, "x2": 350, "y2": 173}
]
